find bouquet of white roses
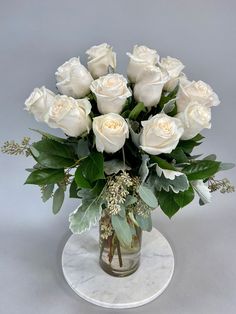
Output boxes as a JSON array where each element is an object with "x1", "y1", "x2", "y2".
[{"x1": 2, "y1": 43, "x2": 234, "y2": 264}]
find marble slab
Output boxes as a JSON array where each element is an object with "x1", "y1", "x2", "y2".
[{"x1": 62, "y1": 227, "x2": 174, "y2": 309}]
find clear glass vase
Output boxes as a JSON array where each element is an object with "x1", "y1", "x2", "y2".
[{"x1": 99, "y1": 215, "x2": 142, "y2": 277}]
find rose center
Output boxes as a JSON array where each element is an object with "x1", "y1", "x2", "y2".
[{"x1": 104, "y1": 119, "x2": 122, "y2": 129}]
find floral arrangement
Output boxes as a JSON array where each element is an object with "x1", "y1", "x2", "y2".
[{"x1": 2, "y1": 43, "x2": 234, "y2": 251}]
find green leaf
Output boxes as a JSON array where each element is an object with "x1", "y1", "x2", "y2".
[
  {"x1": 75, "y1": 167, "x2": 92, "y2": 189},
  {"x1": 178, "y1": 140, "x2": 201, "y2": 154},
  {"x1": 169, "y1": 147, "x2": 188, "y2": 163},
  {"x1": 31, "y1": 139, "x2": 76, "y2": 169},
  {"x1": 42, "y1": 184, "x2": 54, "y2": 202},
  {"x1": 52, "y1": 186, "x2": 65, "y2": 214},
  {"x1": 25, "y1": 169, "x2": 64, "y2": 185},
  {"x1": 128, "y1": 102, "x2": 146, "y2": 120},
  {"x1": 137, "y1": 185, "x2": 158, "y2": 208},
  {"x1": 191, "y1": 134, "x2": 205, "y2": 142},
  {"x1": 156, "y1": 190, "x2": 180, "y2": 218},
  {"x1": 79, "y1": 151, "x2": 105, "y2": 184},
  {"x1": 111, "y1": 215, "x2": 133, "y2": 248},
  {"x1": 150, "y1": 156, "x2": 176, "y2": 170},
  {"x1": 29, "y1": 128, "x2": 67, "y2": 143},
  {"x1": 135, "y1": 214, "x2": 152, "y2": 232},
  {"x1": 173, "y1": 186, "x2": 195, "y2": 208},
  {"x1": 183, "y1": 160, "x2": 221, "y2": 180},
  {"x1": 29, "y1": 146, "x2": 40, "y2": 158},
  {"x1": 69, "y1": 181, "x2": 106, "y2": 234},
  {"x1": 69, "y1": 180, "x2": 79, "y2": 198},
  {"x1": 159, "y1": 84, "x2": 179, "y2": 109}
]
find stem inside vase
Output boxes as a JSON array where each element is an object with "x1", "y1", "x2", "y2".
[{"x1": 99, "y1": 216, "x2": 142, "y2": 277}]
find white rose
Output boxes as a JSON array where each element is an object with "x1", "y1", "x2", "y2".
[
  {"x1": 140, "y1": 113, "x2": 184, "y2": 155},
  {"x1": 90, "y1": 73, "x2": 131, "y2": 114},
  {"x1": 159, "y1": 56, "x2": 185, "y2": 92},
  {"x1": 127, "y1": 45, "x2": 159, "y2": 83},
  {"x1": 46, "y1": 96, "x2": 92, "y2": 137},
  {"x1": 25, "y1": 86, "x2": 55, "y2": 122},
  {"x1": 86, "y1": 43, "x2": 116, "y2": 79},
  {"x1": 177, "y1": 80, "x2": 220, "y2": 112},
  {"x1": 92, "y1": 113, "x2": 129, "y2": 153},
  {"x1": 134, "y1": 65, "x2": 169, "y2": 108},
  {"x1": 55, "y1": 57, "x2": 93, "y2": 99},
  {"x1": 176, "y1": 101, "x2": 211, "y2": 140}
]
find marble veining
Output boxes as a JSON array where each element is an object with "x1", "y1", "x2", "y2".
[{"x1": 62, "y1": 227, "x2": 174, "y2": 309}]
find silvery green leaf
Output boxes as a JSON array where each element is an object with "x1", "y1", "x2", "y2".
[
  {"x1": 191, "y1": 180, "x2": 212, "y2": 204},
  {"x1": 69, "y1": 183, "x2": 106, "y2": 234},
  {"x1": 127, "y1": 119, "x2": 141, "y2": 148},
  {"x1": 155, "y1": 173, "x2": 189, "y2": 193},
  {"x1": 124, "y1": 195, "x2": 137, "y2": 207},
  {"x1": 135, "y1": 214, "x2": 152, "y2": 232},
  {"x1": 104, "y1": 159, "x2": 131, "y2": 175},
  {"x1": 137, "y1": 185, "x2": 158, "y2": 208},
  {"x1": 111, "y1": 215, "x2": 132, "y2": 247},
  {"x1": 118, "y1": 204, "x2": 126, "y2": 218},
  {"x1": 42, "y1": 184, "x2": 54, "y2": 202},
  {"x1": 139, "y1": 154, "x2": 150, "y2": 183},
  {"x1": 203, "y1": 154, "x2": 217, "y2": 161},
  {"x1": 156, "y1": 164, "x2": 183, "y2": 180},
  {"x1": 52, "y1": 186, "x2": 65, "y2": 214},
  {"x1": 219, "y1": 162, "x2": 235, "y2": 171},
  {"x1": 162, "y1": 98, "x2": 176, "y2": 114}
]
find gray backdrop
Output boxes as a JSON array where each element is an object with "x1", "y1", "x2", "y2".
[{"x1": 0, "y1": 1, "x2": 236, "y2": 313}]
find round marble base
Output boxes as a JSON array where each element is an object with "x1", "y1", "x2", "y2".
[{"x1": 62, "y1": 227, "x2": 174, "y2": 309}]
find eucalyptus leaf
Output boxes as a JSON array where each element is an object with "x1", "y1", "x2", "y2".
[
  {"x1": 42, "y1": 184, "x2": 54, "y2": 202},
  {"x1": 111, "y1": 215, "x2": 133, "y2": 248},
  {"x1": 219, "y1": 162, "x2": 235, "y2": 171},
  {"x1": 52, "y1": 186, "x2": 65, "y2": 214},
  {"x1": 135, "y1": 214, "x2": 152, "y2": 232},
  {"x1": 137, "y1": 185, "x2": 158, "y2": 208}
]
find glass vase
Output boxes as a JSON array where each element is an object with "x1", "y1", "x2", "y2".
[{"x1": 99, "y1": 215, "x2": 142, "y2": 277}]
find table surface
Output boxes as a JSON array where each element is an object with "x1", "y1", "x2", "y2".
[{"x1": 1, "y1": 1, "x2": 236, "y2": 313}]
